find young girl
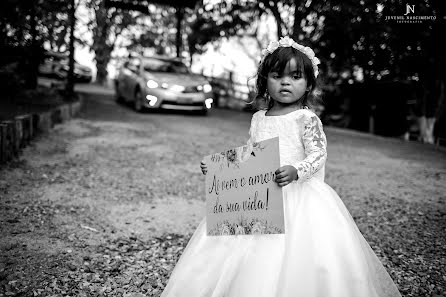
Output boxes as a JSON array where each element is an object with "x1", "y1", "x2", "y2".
[{"x1": 161, "y1": 36, "x2": 402, "y2": 297}]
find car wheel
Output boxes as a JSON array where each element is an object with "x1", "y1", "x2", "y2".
[{"x1": 134, "y1": 89, "x2": 144, "y2": 112}]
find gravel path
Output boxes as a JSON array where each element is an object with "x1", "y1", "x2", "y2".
[{"x1": 0, "y1": 92, "x2": 445, "y2": 297}]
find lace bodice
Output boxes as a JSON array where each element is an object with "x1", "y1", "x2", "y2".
[{"x1": 246, "y1": 108, "x2": 327, "y2": 183}]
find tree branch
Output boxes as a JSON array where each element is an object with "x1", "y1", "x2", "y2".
[{"x1": 261, "y1": 0, "x2": 285, "y2": 38}]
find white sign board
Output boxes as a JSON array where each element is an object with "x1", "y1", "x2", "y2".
[{"x1": 204, "y1": 137, "x2": 285, "y2": 236}]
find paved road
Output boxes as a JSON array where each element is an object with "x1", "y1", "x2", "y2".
[{"x1": 1, "y1": 85, "x2": 445, "y2": 296}]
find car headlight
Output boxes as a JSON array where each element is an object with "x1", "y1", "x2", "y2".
[
  {"x1": 147, "y1": 80, "x2": 159, "y2": 88},
  {"x1": 203, "y1": 83, "x2": 212, "y2": 93},
  {"x1": 170, "y1": 84, "x2": 185, "y2": 92}
]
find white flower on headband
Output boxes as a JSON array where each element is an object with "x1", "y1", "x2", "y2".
[
  {"x1": 266, "y1": 41, "x2": 279, "y2": 53},
  {"x1": 261, "y1": 36, "x2": 320, "y2": 78},
  {"x1": 278, "y1": 36, "x2": 294, "y2": 47}
]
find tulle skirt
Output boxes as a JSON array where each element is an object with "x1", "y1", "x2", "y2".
[{"x1": 160, "y1": 178, "x2": 402, "y2": 297}]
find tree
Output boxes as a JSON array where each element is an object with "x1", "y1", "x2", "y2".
[
  {"x1": 42, "y1": 5, "x2": 71, "y2": 52},
  {"x1": 317, "y1": 0, "x2": 444, "y2": 142},
  {"x1": 66, "y1": 0, "x2": 76, "y2": 95},
  {"x1": 191, "y1": 0, "x2": 443, "y2": 143},
  {"x1": 0, "y1": 0, "x2": 69, "y2": 89},
  {"x1": 125, "y1": 5, "x2": 177, "y2": 56},
  {"x1": 83, "y1": 0, "x2": 139, "y2": 84},
  {"x1": 186, "y1": 1, "x2": 259, "y2": 59}
]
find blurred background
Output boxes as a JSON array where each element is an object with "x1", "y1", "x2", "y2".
[
  {"x1": 1, "y1": 2, "x2": 445, "y2": 296},
  {"x1": 1, "y1": 0, "x2": 445, "y2": 144}
]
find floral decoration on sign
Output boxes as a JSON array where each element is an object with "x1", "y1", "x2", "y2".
[
  {"x1": 208, "y1": 217, "x2": 284, "y2": 236},
  {"x1": 213, "y1": 142, "x2": 266, "y2": 171}
]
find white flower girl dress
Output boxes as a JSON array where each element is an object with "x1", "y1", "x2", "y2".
[{"x1": 161, "y1": 108, "x2": 402, "y2": 297}]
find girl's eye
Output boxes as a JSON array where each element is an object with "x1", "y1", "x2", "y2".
[{"x1": 293, "y1": 74, "x2": 302, "y2": 79}]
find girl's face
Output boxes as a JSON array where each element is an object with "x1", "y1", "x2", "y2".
[{"x1": 266, "y1": 58, "x2": 308, "y2": 107}]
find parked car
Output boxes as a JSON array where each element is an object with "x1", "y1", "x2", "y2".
[
  {"x1": 38, "y1": 51, "x2": 92, "y2": 83},
  {"x1": 114, "y1": 55, "x2": 213, "y2": 114}
]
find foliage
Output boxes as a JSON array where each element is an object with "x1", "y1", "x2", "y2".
[
  {"x1": 82, "y1": 0, "x2": 140, "y2": 84},
  {"x1": 316, "y1": 0, "x2": 444, "y2": 119},
  {"x1": 0, "y1": 0, "x2": 70, "y2": 89},
  {"x1": 0, "y1": 0, "x2": 71, "y2": 54},
  {"x1": 186, "y1": 1, "x2": 260, "y2": 57},
  {"x1": 125, "y1": 5, "x2": 177, "y2": 56},
  {"x1": 194, "y1": 0, "x2": 443, "y2": 119}
]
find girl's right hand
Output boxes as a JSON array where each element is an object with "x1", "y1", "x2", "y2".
[{"x1": 200, "y1": 160, "x2": 208, "y2": 175}]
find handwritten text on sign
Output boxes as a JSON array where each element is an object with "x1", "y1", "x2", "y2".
[{"x1": 204, "y1": 137, "x2": 284, "y2": 236}]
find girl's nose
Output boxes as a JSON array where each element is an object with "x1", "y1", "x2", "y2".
[{"x1": 281, "y1": 77, "x2": 291, "y2": 85}]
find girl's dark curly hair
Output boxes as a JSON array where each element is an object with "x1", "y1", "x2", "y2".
[{"x1": 249, "y1": 46, "x2": 321, "y2": 111}]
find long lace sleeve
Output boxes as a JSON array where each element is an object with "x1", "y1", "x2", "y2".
[
  {"x1": 293, "y1": 113, "x2": 327, "y2": 181},
  {"x1": 246, "y1": 114, "x2": 256, "y2": 146}
]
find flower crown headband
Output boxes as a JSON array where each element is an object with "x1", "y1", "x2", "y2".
[{"x1": 261, "y1": 36, "x2": 321, "y2": 78}]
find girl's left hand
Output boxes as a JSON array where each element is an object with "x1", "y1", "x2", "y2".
[
  {"x1": 200, "y1": 159, "x2": 208, "y2": 175},
  {"x1": 275, "y1": 165, "x2": 298, "y2": 187}
]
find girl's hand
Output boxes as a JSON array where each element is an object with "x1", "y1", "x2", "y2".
[
  {"x1": 275, "y1": 165, "x2": 298, "y2": 187},
  {"x1": 200, "y1": 160, "x2": 208, "y2": 175}
]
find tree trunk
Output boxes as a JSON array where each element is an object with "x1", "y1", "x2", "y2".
[
  {"x1": 175, "y1": 7, "x2": 183, "y2": 58},
  {"x1": 27, "y1": 0, "x2": 38, "y2": 89},
  {"x1": 93, "y1": 0, "x2": 111, "y2": 85},
  {"x1": 418, "y1": 116, "x2": 436, "y2": 144},
  {"x1": 66, "y1": 0, "x2": 76, "y2": 95},
  {"x1": 416, "y1": 2, "x2": 445, "y2": 145},
  {"x1": 417, "y1": 58, "x2": 444, "y2": 144},
  {"x1": 95, "y1": 51, "x2": 110, "y2": 85},
  {"x1": 263, "y1": 0, "x2": 283, "y2": 39},
  {"x1": 292, "y1": 2, "x2": 301, "y2": 40}
]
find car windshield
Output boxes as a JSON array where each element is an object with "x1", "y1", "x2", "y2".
[{"x1": 143, "y1": 58, "x2": 189, "y2": 74}]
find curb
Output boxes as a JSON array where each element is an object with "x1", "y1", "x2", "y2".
[{"x1": 0, "y1": 95, "x2": 84, "y2": 165}]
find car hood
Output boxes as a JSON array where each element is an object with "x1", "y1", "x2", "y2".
[
  {"x1": 60, "y1": 60, "x2": 91, "y2": 73},
  {"x1": 144, "y1": 72, "x2": 208, "y2": 87}
]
